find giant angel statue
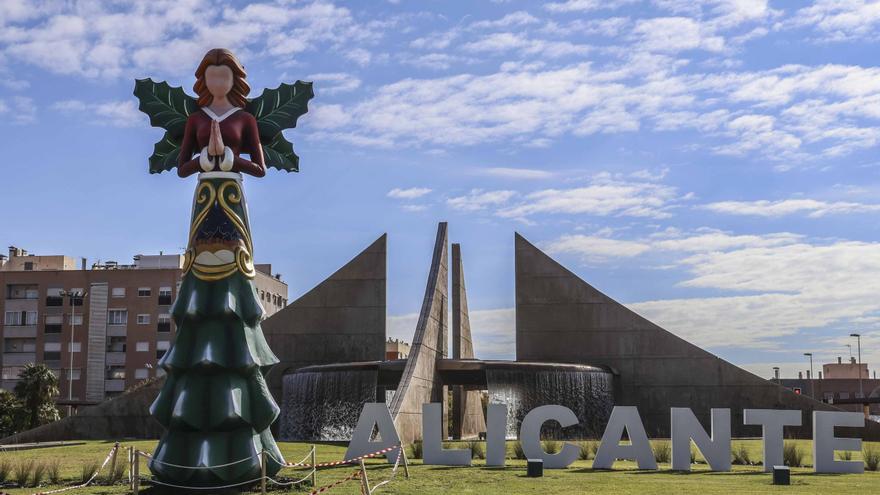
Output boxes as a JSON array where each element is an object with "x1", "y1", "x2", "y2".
[{"x1": 134, "y1": 48, "x2": 313, "y2": 487}]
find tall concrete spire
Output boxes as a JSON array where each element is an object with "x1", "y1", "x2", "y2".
[{"x1": 451, "y1": 243, "x2": 486, "y2": 439}]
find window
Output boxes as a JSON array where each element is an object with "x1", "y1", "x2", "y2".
[
  {"x1": 6, "y1": 285, "x2": 38, "y2": 300},
  {"x1": 135, "y1": 368, "x2": 149, "y2": 380},
  {"x1": 70, "y1": 315, "x2": 83, "y2": 326},
  {"x1": 106, "y1": 336, "x2": 126, "y2": 352},
  {"x1": 67, "y1": 369, "x2": 81, "y2": 380},
  {"x1": 107, "y1": 310, "x2": 127, "y2": 325},
  {"x1": 68, "y1": 342, "x2": 81, "y2": 353},
  {"x1": 23, "y1": 262, "x2": 33, "y2": 271},
  {"x1": 44, "y1": 343, "x2": 61, "y2": 352},
  {"x1": 46, "y1": 288, "x2": 63, "y2": 307},
  {"x1": 136, "y1": 342, "x2": 149, "y2": 352},
  {"x1": 4, "y1": 311, "x2": 37, "y2": 326},
  {"x1": 106, "y1": 366, "x2": 125, "y2": 380},
  {"x1": 136, "y1": 314, "x2": 150, "y2": 325},
  {"x1": 111, "y1": 287, "x2": 126, "y2": 298},
  {"x1": 158, "y1": 287, "x2": 172, "y2": 305},
  {"x1": 1, "y1": 367, "x2": 24, "y2": 380},
  {"x1": 158, "y1": 314, "x2": 171, "y2": 333},
  {"x1": 4, "y1": 339, "x2": 36, "y2": 353},
  {"x1": 156, "y1": 340, "x2": 170, "y2": 359},
  {"x1": 43, "y1": 351, "x2": 61, "y2": 361},
  {"x1": 137, "y1": 287, "x2": 151, "y2": 297}
]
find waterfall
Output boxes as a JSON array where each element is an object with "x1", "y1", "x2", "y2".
[
  {"x1": 486, "y1": 367, "x2": 613, "y2": 440},
  {"x1": 280, "y1": 369, "x2": 378, "y2": 441}
]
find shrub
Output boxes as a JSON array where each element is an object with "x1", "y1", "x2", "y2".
[
  {"x1": 14, "y1": 459, "x2": 34, "y2": 487},
  {"x1": 513, "y1": 441, "x2": 527, "y2": 460},
  {"x1": 732, "y1": 444, "x2": 752, "y2": 465},
  {"x1": 783, "y1": 441, "x2": 804, "y2": 467},
  {"x1": 31, "y1": 461, "x2": 46, "y2": 488},
  {"x1": 690, "y1": 446, "x2": 697, "y2": 464},
  {"x1": 466, "y1": 440, "x2": 485, "y2": 460},
  {"x1": 80, "y1": 460, "x2": 100, "y2": 484},
  {"x1": 653, "y1": 441, "x2": 671, "y2": 464},
  {"x1": 109, "y1": 458, "x2": 125, "y2": 484},
  {"x1": 578, "y1": 441, "x2": 598, "y2": 461},
  {"x1": 838, "y1": 450, "x2": 853, "y2": 461},
  {"x1": 0, "y1": 457, "x2": 12, "y2": 482},
  {"x1": 408, "y1": 440, "x2": 423, "y2": 460},
  {"x1": 46, "y1": 459, "x2": 61, "y2": 485},
  {"x1": 542, "y1": 440, "x2": 560, "y2": 455},
  {"x1": 864, "y1": 445, "x2": 880, "y2": 471}
]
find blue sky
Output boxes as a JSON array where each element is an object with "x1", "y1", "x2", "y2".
[{"x1": 3, "y1": 0, "x2": 880, "y2": 379}]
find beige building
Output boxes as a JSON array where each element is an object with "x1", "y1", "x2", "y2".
[
  {"x1": 0, "y1": 246, "x2": 287, "y2": 405},
  {"x1": 823, "y1": 356, "x2": 870, "y2": 380},
  {"x1": 385, "y1": 338, "x2": 410, "y2": 360}
]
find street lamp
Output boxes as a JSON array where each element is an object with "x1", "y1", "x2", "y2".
[
  {"x1": 804, "y1": 353, "x2": 814, "y2": 398},
  {"x1": 59, "y1": 289, "x2": 87, "y2": 416},
  {"x1": 847, "y1": 344, "x2": 853, "y2": 360},
  {"x1": 850, "y1": 333, "x2": 863, "y2": 398}
]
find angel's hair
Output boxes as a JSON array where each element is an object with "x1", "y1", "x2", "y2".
[{"x1": 193, "y1": 48, "x2": 250, "y2": 108}]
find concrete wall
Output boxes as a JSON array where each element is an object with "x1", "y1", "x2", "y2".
[
  {"x1": 451, "y1": 243, "x2": 486, "y2": 440},
  {"x1": 390, "y1": 223, "x2": 449, "y2": 443},
  {"x1": 263, "y1": 235, "x2": 387, "y2": 403},
  {"x1": 1, "y1": 378, "x2": 164, "y2": 443},
  {"x1": 514, "y1": 233, "x2": 880, "y2": 440}
]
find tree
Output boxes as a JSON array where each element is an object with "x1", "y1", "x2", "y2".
[
  {"x1": 14, "y1": 363, "x2": 60, "y2": 430},
  {"x1": 0, "y1": 390, "x2": 25, "y2": 437}
]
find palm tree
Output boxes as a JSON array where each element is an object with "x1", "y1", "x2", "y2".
[{"x1": 14, "y1": 363, "x2": 60, "y2": 430}]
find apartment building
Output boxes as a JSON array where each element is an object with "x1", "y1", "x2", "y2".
[{"x1": 0, "y1": 246, "x2": 288, "y2": 405}]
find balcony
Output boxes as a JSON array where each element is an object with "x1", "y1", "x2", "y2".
[
  {"x1": 2, "y1": 353, "x2": 36, "y2": 366},
  {"x1": 107, "y1": 327, "x2": 127, "y2": 338},
  {"x1": 104, "y1": 380, "x2": 125, "y2": 392},
  {"x1": 158, "y1": 295, "x2": 173, "y2": 306},
  {"x1": 157, "y1": 322, "x2": 171, "y2": 333},
  {"x1": 3, "y1": 327, "x2": 37, "y2": 339},
  {"x1": 45, "y1": 296, "x2": 63, "y2": 307},
  {"x1": 105, "y1": 352, "x2": 127, "y2": 366}
]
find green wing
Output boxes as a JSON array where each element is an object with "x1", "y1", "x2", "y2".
[
  {"x1": 133, "y1": 78, "x2": 198, "y2": 174},
  {"x1": 246, "y1": 81, "x2": 314, "y2": 172}
]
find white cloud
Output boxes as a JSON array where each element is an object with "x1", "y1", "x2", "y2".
[
  {"x1": 387, "y1": 187, "x2": 432, "y2": 199},
  {"x1": 544, "y1": 0, "x2": 637, "y2": 13},
  {"x1": 447, "y1": 189, "x2": 517, "y2": 212},
  {"x1": 307, "y1": 73, "x2": 361, "y2": 95},
  {"x1": 497, "y1": 173, "x2": 679, "y2": 220},
  {"x1": 632, "y1": 17, "x2": 725, "y2": 53},
  {"x1": 544, "y1": 234, "x2": 651, "y2": 262},
  {"x1": 52, "y1": 99, "x2": 141, "y2": 127},
  {"x1": 470, "y1": 11, "x2": 539, "y2": 30},
  {"x1": 791, "y1": 0, "x2": 880, "y2": 41},
  {"x1": 307, "y1": 104, "x2": 352, "y2": 130},
  {"x1": 704, "y1": 199, "x2": 880, "y2": 218},
  {"x1": 388, "y1": 308, "x2": 516, "y2": 360},
  {"x1": 480, "y1": 167, "x2": 555, "y2": 180}
]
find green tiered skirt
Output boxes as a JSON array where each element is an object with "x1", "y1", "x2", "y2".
[{"x1": 148, "y1": 173, "x2": 284, "y2": 487}]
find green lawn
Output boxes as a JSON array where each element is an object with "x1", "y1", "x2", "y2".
[{"x1": 0, "y1": 440, "x2": 878, "y2": 494}]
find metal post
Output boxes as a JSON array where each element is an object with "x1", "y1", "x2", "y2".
[
  {"x1": 68, "y1": 292, "x2": 75, "y2": 417},
  {"x1": 851, "y1": 333, "x2": 863, "y2": 398},
  {"x1": 132, "y1": 450, "x2": 140, "y2": 495},
  {"x1": 359, "y1": 459, "x2": 370, "y2": 494},
  {"x1": 401, "y1": 446, "x2": 410, "y2": 479},
  {"x1": 311, "y1": 445, "x2": 317, "y2": 487},
  {"x1": 260, "y1": 449, "x2": 267, "y2": 494},
  {"x1": 804, "y1": 353, "x2": 814, "y2": 399},
  {"x1": 129, "y1": 446, "x2": 134, "y2": 490},
  {"x1": 109, "y1": 442, "x2": 119, "y2": 484}
]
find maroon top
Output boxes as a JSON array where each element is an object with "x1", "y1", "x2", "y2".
[{"x1": 177, "y1": 108, "x2": 266, "y2": 178}]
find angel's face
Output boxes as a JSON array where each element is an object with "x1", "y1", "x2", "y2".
[{"x1": 205, "y1": 64, "x2": 234, "y2": 101}]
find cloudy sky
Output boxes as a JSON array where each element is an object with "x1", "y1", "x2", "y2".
[{"x1": 3, "y1": 0, "x2": 880, "y2": 379}]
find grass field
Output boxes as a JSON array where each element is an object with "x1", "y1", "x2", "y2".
[{"x1": 0, "y1": 439, "x2": 878, "y2": 494}]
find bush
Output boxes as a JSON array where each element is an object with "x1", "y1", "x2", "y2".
[
  {"x1": 0, "y1": 457, "x2": 12, "y2": 482},
  {"x1": 578, "y1": 441, "x2": 598, "y2": 461},
  {"x1": 80, "y1": 460, "x2": 100, "y2": 484},
  {"x1": 542, "y1": 440, "x2": 560, "y2": 455},
  {"x1": 690, "y1": 446, "x2": 697, "y2": 464},
  {"x1": 31, "y1": 461, "x2": 46, "y2": 488},
  {"x1": 466, "y1": 440, "x2": 485, "y2": 460},
  {"x1": 14, "y1": 459, "x2": 34, "y2": 487},
  {"x1": 653, "y1": 441, "x2": 671, "y2": 464},
  {"x1": 864, "y1": 445, "x2": 880, "y2": 471},
  {"x1": 732, "y1": 444, "x2": 752, "y2": 465},
  {"x1": 408, "y1": 440, "x2": 423, "y2": 460},
  {"x1": 47, "y1": 459, "x2": 61, "y2": 485},
  {"x1": 108, "y1": 458, "x2": 125, "y2": 484},
  {"x1": 783, "y1": 441, "x2": 804, "y2": 467},
  {"x1": 513, "y1": 441, "x2": 527, "y2": 460},
  {"x1": 838, "y1": 450, "x2": 853, "y2": 461}
]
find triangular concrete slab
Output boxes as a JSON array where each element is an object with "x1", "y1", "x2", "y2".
[
  {"x1": 390, "y1": 223, "x2": 449, "y2": 443},
  {"x1": 515, "y1": 233, "x2": 880, "y2": 439},
  {"x1": 451, "y1": 243, "x2": 487, "y2": 439},
  {"x1": 264, "y1": 234, "x2": 387, "y2": 402}
]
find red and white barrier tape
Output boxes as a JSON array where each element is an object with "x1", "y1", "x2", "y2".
[
  {"x1": 272, "y1": 444, "x2": 400, "y2": 468},
  {"x1": 368, "y1": 447, "x2": 404, "y2": 494},
  {"x1": 308, "y1": 469, "x2": 360, "y2": 495},
  {"x1": 32, "y1": 443, "x2": 119, "y2": 495}
]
